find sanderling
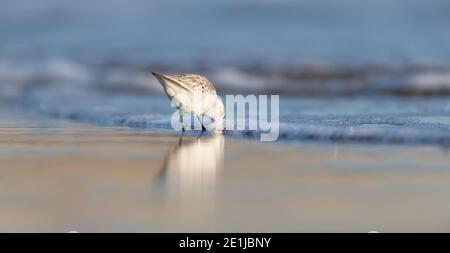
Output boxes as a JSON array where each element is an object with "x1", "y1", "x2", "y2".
[{"x1": 152, "y1": 72, "x2": 224, "y2": 131}]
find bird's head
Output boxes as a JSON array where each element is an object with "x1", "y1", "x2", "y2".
[{"x1": 205, "y1": 96, "x2": 225, "y2": 129}]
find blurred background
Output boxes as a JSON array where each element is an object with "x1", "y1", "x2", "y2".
[{"x1": 2, "y1": 0, "x2": 450, "y2": 95}]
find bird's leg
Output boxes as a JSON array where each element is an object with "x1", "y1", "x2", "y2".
[
  {"x1": 198, "y1": 115, "x2": 206, "y2": 131},
  {"x1": 180, "y1": 112, "x2": 185, "y2": 131},
  {"x1": 196, "y1": 119, "x2": 205, "y2": 139},
  {"x1": 202, "y1": 120, "x2": 206, "y2": 131}
]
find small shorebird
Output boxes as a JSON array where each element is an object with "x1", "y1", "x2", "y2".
[{"x1": 152, "y1": 72, "x2": 224, "y2": 131}]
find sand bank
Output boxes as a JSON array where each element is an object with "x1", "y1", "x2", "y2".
[{"x1": 1, "y1": 113, "x2": 450, "y2": 232}]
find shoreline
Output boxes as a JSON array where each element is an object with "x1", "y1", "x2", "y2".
[{"x1": 1, "y1": 113, "x2": 450, "y2": 232}]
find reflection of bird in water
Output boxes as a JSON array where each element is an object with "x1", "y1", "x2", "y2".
[{"x1": 156, "y1": 133, "x2": 225, "y2": 200}]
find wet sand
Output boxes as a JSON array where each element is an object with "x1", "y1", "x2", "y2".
[{"x1": 1, "y1": 111, "x2": 450, "y2": 232}]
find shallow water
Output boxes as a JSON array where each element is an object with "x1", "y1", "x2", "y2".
[
  {"x1": 18, "y1": 88, "x2": 450, "y2": 146},
  {"x1": 2, "y1": 117, "x2": 450, "y2": 232}
]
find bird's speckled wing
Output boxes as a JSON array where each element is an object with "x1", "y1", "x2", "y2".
[{"x1": 169, "y1": 74, "x2": 217, "y2": 95}]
